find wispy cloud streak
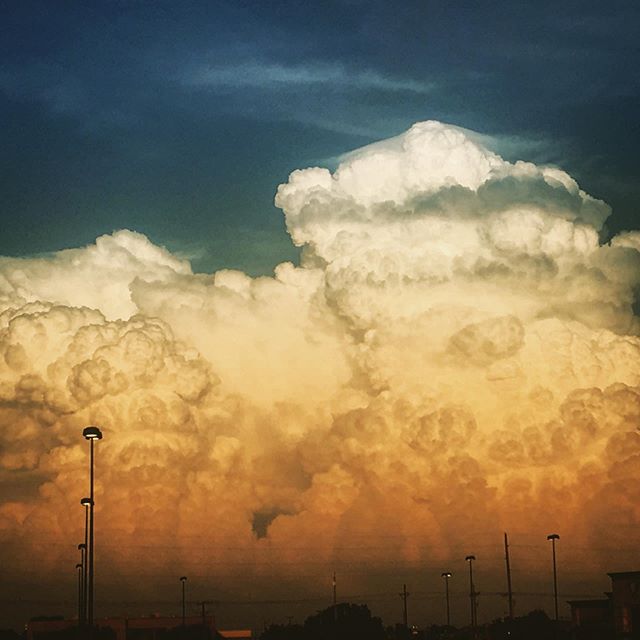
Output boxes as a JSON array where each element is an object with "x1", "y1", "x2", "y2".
[{"x1": 185, "y1": 61, "x2": 435, "y2": 94}]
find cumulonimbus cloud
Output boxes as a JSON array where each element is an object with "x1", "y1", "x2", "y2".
[{"x1": 1, "y1": 121, "x2": 639, "y2": 623}]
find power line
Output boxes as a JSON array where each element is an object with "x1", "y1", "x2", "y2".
[{"x1": 0, "y1": 589, "x2": 604, "y2": 608}]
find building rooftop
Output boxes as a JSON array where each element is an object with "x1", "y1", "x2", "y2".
[
  {"x1": 567, "y1": 599, "x2": 610, "y2": 608},
  {"x1": 607, "y1": 571, "x2": 640, "y2": 579}
]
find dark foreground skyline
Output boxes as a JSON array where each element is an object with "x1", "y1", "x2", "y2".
[
  {"x1": 9, "y1": 585, "x2": 634, "y2": 639},
  {"x1": 2, "y1": 547, "x2": 630, "y2": 632}
]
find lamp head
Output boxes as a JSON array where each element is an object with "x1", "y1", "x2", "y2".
[
  {"x1": 441, "y1": 572, "x2": 452, "y2": 578},
  {"x1": 82, "y1": 426, "x2": 103, "y2": 440},
  {"x1": 547, "y1": 533, "x2": 560, "y2": 541},
  {"x1": 78, "y1": 543, "x2": 86, "y2": 550},
  {"x1": 76, "y1": 563, "x2": 82, "y2": 569},
  {"x1": 80, "y1": 497, "x2": 92, "y2": 507},
  {"x1": 180, "y1": 576, "x2": 187, "y2": 582},
  {"x1": 465, "y1": 555, "x2": 476, "y2": 562}
]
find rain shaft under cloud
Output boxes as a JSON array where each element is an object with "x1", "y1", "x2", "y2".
[{"x1": 1, "y1": 121, "x2": 639, "y2": 625}]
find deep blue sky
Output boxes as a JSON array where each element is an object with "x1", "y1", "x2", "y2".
[{"x1": 1, "y1": 0, "x2": 638, "y2": 274}]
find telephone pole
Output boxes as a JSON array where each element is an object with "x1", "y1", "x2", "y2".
[
  {"x1": 504, "y1": 532, "x2": 514, "y2": 619},
  {"x1": 198, "y1": 600, "x2": 213, "y2": 625},
  {"x1": 399, "y1": 584, "x2": 410, "y2": 628}
]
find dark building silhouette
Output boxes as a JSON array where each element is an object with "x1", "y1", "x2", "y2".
[
  {"x1": 567, "y1": 597, "x2": 612, "y2": 639},
  {"x1": 609, "y1": 571, "x2": 640, "y2": 638},
  {"x1": 568, "y1": 570, "x2": 640, "y2": 639},
  {"x1": 24, "y1": 615, "x2": 252, "y2": 640}
]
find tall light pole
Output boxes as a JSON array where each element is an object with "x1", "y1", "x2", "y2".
[
  {"x1": 465, "y1": 555, "x2": 477, "y2": 632},
  {"x1": 76, "y1": 563, "x2": 83, "y2": 624},
  {"x1": 80, "y1": 497, "x2": 91, "y2": 624},
  {"x1": 180, "y1": 576, "x2": 187, "y2": 628},
  {"x1": 83, "y1": 425, "x2": 102, "y2": 629},
  {"x1": 547, "y1": 534, "x2": 560, "y2": 622},
  {"x1": 77, "y1": 543, "x2": 86, "y2": 624},
  {"x1": 441, "y1": 572, "x2": 452, "y2": 626}
]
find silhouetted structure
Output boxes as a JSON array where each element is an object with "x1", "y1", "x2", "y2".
[
  {"x1": 80, "y1": 497, "x2": 91, "y2": 624},
  {"x1": 332, "y1": 573, "x2": 337, "y2": 623},
  {"x1": 25, "y1": 615, "x2": 218, "y2": 639},
  {"x1": 567, "y1": 570, "x2": 640, "y2": 639},
  {"x1": 547, "y1": 533, "x2": 561, "y2": 622},
  {"x1": 567, "y1": 598, "x2": 612, "y2": 639},
  {"x1": 608, "y1": 571, "x2": 640, "y2": 639},
  {"x1": 399, "y1": 584, "x2": 409, "y2": 628},
  {"x1": 503, "y1": 533, "x2": 513, "y2": 620},
  {"x1": 464, "y1": 555, "x2": 477, "y2": 632},
  {"x1": 441, "y1": 572, "x2": 452, "y2": 627},
  {"x1": 180, "y1": 576, "x2": 188, "y2": 627},
  {"x1": 82, "y1": 425, "x2": 103, "y2": 629}
]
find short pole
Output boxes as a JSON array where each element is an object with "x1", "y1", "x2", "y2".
[
  {"x1": 180, "y1": 576, "x2": 188, "y2": 627},
  {"x1": 76, "y1": 563, "x2": 83, "y2": 625}
]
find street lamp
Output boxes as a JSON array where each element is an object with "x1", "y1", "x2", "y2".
[
  {"x1": 77, "y1": 543, "x2": 86, "y2": 624},
  {"x1": 180, "y1": 576, "x2": 187, "y2": 627},
  {"x1": 80, "y1": 498, "x2": 91, "y2": 623},
  {"x1": 75, "y1": 563, "x2": 83, "y2": 624},
  {"x1": 465, "y1": 555, "x2": 477, "y2": 632},
  {"x1": 547, "y1": 534, "x2": 560, "y2": 621},
  {"x1": 441, "y1": 572, "x2": 452, "y2": 626},
  {"x1": 83, "y1": 425, "x2": 102, "y2": 628}
]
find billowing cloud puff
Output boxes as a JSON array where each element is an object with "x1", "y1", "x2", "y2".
[
  {"x1": 0, "y1": 230, "x2": 191, "y2": 320},
  {"x1": 1, "y1": 122, "x2": 639, "y2": 626}
]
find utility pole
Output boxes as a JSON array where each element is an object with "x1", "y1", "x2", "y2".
[
  {"x1": 504, "y1": 532, "x2": 514, "y2": 619},
  {"x1": 399, "y1": 584, "x2": 410, "y2": 628},
  {"x1": 333, "y1": 572, "x2": 337, "y2": 622},
  {"x1": 199, "y1": 601, "x2": 212, "y2": 638}
]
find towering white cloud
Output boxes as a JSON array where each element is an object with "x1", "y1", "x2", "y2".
[{"x1": 1, "y1": 121, "x2": 639, "y2": 624}]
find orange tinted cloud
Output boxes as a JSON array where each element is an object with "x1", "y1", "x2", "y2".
[{"x1": 1, "y1": 122, "x2": 639, "y2": 624}]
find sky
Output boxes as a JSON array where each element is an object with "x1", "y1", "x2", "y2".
[
  {"x1": 1, "y1": 0, "x2": 640, "y2": 634},
  {"x1": 1, "y1": 0, "x2": 639, "y2": 274}
]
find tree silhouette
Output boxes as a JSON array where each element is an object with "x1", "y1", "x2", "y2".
[{"x1": 259, "y1": 603, "x2": 386, "y2": 640}]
